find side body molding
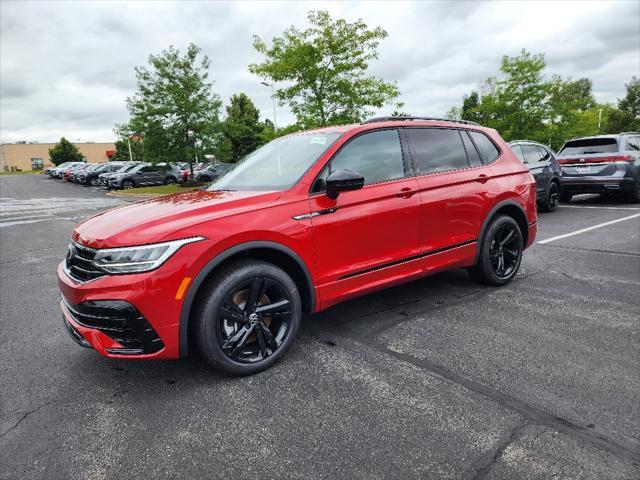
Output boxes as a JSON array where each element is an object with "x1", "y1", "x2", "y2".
[{"x1": 178, "y1": 241, "x2": 316, "y2": 357}]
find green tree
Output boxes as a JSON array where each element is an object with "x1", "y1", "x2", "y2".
[
  {"x1": 125, "y1": 43, "x2": 222, "y2": 176},
  {"x1": 249, "y1": 10, "x2": 400, "y2": 127},
  {"x1": 603, "y1": 77, "x2": 640, "y2": 133},
  {"x1": 618, "y1": 76, "x2": 640, "y2": 118},
  {"x1": 48, "y1": 137, "x2": 84, "y2": 166},
  {"x1": 461, "y1": 91, "x2": 481, "y2": 123},
  {"x1": 216, "y1": 93, "x2": 267, "y2": 162},
  {"x1": 112, "y1": 137, "x2": 144, "y2": 162},
  {"x1": 545, "y1": 77, "x2": 596, "y2": 147}
]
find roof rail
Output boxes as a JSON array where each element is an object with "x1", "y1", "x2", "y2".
[
  {"x1": 361, "y1": 116, "x2": 480, "y2": 126},
  {"x1": 619, "y1": 132, "x2": 640, "y2": 135}
]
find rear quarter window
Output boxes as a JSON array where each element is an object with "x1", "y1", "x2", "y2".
[{"x1": 469, "y1": 131, "x2": 500, "y2": 163}]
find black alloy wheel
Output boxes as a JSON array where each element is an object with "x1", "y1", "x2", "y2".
[
  {"x1": 165, "y1": 176, "x2": 177, "y2": 185},
  {"x1": 122, "y1": 180, "x2": 135, "y2": 189},
  {"x1": 194, "y1": 260, "x2": 301, "y2": 375},
  {"x1": 218, "y1": 278, "x2": 292, "y2": 363},
  {"x1": 468, "y1": 215, "x2": 523, "y2": 286},
  {"x1": 488, "y1": 222, "x2": 521, "y2": 279},
  {"x1": 540, "y1": 182, "x2": 560, "y2": 212}
]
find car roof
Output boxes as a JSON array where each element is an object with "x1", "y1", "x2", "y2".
[{"x1": 286, "y1": 117, "x2": 494, "y2": 139}]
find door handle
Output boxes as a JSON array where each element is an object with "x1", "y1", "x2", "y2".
[
  {"x1": 396, "y1": 187, "x2": 415, "y2": 198},
  {"x1": 476, "y1": 174, "x2": 489, "y2": 184}
]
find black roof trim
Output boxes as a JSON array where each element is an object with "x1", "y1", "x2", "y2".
[{"x1": 362, "y1": 116, "x2": 480, "y2": 126}]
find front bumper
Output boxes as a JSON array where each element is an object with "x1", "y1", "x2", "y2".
[{"x1": 57, "y1": 262, "x2": 183, "y2": 359}]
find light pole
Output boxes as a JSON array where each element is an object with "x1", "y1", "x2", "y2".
[
  {"x1": 127, "y1": 137, "x2": 133, "y2": 162},
  {"x1": 597, "y1": 108, "x2": 603, "y2": 133},
  {"x1": 261, "y1": 81, "x2": 278, "y2": 130}
]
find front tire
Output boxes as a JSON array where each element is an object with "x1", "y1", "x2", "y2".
[
  {"x1": 193, "y1": 260, "x2": 302, "y2": 375},
  {"x1": 468, "y1": 215, "x2": 523, "y2": 286},
  {"x1": 539, "y1": 182, "x2": 560, "y2": 212},
  {"x1": 122, "y1": 180, "x2": 135, "y2": 189},
  {"x1": 559, "y1": 191, "x2": 573, "y2": 203}
]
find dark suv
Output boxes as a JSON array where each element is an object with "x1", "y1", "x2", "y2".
[
  {"x1": 557, "y1": 132, "x2": 640, "y2": 203},
  {"x1": 108, "y1": 163, "x2": 180, "y2": 189},
  {"x1": 59, "y1": 116, "x2": 537, "y2": 375},
  {"x1": 509, "y1": 140, "x2": 562, "y2": 212},
  {"x1": 78, "y1": 162, "x2": 125, "y2": 186},
  {"x1": 195, "y1": 163, "x2": 234, "y2": 182}
]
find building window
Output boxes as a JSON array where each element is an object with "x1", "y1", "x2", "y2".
[{"x1": 31, "y1": 158, "x2": 44, "y2": 170}]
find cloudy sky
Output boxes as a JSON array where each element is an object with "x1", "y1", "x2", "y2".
[{"x1": 1, "y1": 0, "x2": 638, "y2": 143}]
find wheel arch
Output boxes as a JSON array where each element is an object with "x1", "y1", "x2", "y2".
[
  {"x1": 475, "y1": 200, "x2": 529, "y2": 263},
  {"x1": 179, "y1": 241, "x2": 316, "y2": 357}
]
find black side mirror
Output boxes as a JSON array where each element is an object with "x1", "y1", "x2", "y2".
[{"x1": 326, "y1": 169, "x2": 365, "y2": 199}]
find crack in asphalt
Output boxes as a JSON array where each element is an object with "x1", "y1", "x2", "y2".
[
  {"x1": 317, "y1": 329, "x2": 640, "y2": 464},
  {"x1": 0, "y1": 402, "x2": 51, "y2": 440},
  {"x1": 469, "y1": 422, "x2": 529, "y2": 480}
]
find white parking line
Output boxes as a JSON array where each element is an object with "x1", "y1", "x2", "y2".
[
  {"x1": 561, "y1": 205, "x2": 640, "y2": 211},
  {"x1": 538, "y1": 213, "x2": 640, "y2": 244}
]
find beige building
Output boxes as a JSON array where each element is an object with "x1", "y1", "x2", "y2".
[{"x1": 0, "y1": 142, "x2": 116, "y2": 171}]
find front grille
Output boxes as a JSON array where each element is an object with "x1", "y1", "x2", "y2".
[
  {"x1": 63, "y1": 298, "x2": 164, "y2": 354},
  {"x1": 65, "y1": 242, "x2": 106, "y2": 283}
]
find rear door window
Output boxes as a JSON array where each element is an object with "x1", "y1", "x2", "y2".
[
  {"x1": 521, "y1": 145, "x2": 542, "y2": 163},
  {"x1": 511, "y1": 144, "x2": 525, "y2": 162},
  {"x1": 559, "y1": 138, "x2": 618, "y2": 155},
  {"x1": 405, "y1": 128, "x2": 470, "y2": 174},
  {"x1": 469, "y1": 131, "x2": 500, "y2": 163}
]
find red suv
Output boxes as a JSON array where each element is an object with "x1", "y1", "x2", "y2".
[{"x1": 58, "y1": 117, "x2": 538, "y2": 375}]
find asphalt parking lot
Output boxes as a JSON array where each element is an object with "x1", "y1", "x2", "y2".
[{"x1": 1, "y1": 174, "x2": 638, "y2": 480}]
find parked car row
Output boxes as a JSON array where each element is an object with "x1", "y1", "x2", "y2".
[
  {"x1": 47, "y1": 160, "x2": 236, "y2": 190},
  {"x1": 508, "y1": 131, "x2": 640, "y2": 210},
  {"x1": 46, "y1": 161, "x2": 182, "y2": 189}
]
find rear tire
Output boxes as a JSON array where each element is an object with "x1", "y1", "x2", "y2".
[
  {"x1": 468, "y1": 215, "x2": 523, "y2": 286},
  {"x1": 623, "y1": 178, "x2": 640, "y2": 203},
  {"x1": 193, "y1": 260, "x2": 302, "y2": 376},
  {"x1": 164, "y1": 176, "x2": 177, "y2": 185},
  {"x1": 539, "y1": 181, "x2": 560, "y2": 212}
]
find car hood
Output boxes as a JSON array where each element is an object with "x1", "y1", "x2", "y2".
[{"x1": 73, "y1": 189, "x2": 281, "y2": 248}]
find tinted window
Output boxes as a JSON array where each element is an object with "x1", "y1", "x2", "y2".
[
  {"x1": 521, "y1": 144, "x2": 542, "y2": 163},
  {"x1": 461, "y1": 131, "x2": 483, "y2": 166},
  {"x1": 559, "y1": 138, "x2": 618, "y2": 155},
  {"x1": 470, "y1": 131, "x2": 500, "y2": 163},
  {"x1": 325, "y1": 129, "x2": 404, "y2": 186},
  {"x1": 511, "y1": 144, "x2": 525, "y2": 162},
  {"x1": 537, "y1": 146, "x2": 551, "y2": 162},
  {"x1": 627, "y1": 137, "x2": 640, "y2": 151},
  {"x1": 406, "y1": 128, "x2": 469, "y2": 174}
]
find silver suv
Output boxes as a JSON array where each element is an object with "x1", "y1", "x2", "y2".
[{"x1": 556, "y1": 132, "x2": 640, "y2": 203}]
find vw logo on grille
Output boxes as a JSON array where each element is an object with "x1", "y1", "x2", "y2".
[{"x1": 579, "y1": 158, "x2": 586, "y2": 163}]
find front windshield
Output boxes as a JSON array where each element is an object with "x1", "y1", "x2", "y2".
[{"x1": 208, "y1": 132, "x2": 342, "y2": 191}]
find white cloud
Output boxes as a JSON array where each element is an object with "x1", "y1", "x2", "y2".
[{"x1": 0, "y1": 0, "x2": 638, "y2": 143}]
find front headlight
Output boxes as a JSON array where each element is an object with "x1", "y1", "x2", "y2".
[{"x1": 92, "y1": 237, "x2": 205, "y2": 274}]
